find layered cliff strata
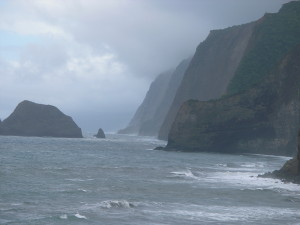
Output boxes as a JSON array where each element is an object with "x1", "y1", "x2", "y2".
[{"x1": 0, "y1": 100, "x2": 83, "y2": 138}]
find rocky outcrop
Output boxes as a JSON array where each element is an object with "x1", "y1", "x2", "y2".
[
  {"x1": 0, "y1": 100, "x2": 83, "y2": 138},
  {"x1": 119, "y1": 58, "x2": 190, "y2": 136},
  {"x1": 94, "y1": 128, "x2": 105, "y2": 138},
  {"x1": 166, "y1": 44, "x2": 300, "y2": 156},
  {"x1": 261, "y1": 130, "x2": 300, "y2": 183},
  {"x1": 158, "y1": 22, "x2": 256, "y2": 140}
]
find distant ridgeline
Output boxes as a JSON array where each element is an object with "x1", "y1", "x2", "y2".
[
  {"x1": 121, "y1": 1, "x2": 300, "y2": 156},
  {"x1": 118, "y1": 58, "x2": 191, "y2": 136}
]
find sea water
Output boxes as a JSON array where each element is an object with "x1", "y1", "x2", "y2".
[{"x1": 0, "y1": 134, "x2": 299, "y2": 225}]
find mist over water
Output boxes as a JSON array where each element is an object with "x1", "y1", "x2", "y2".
[{"x1": 1, "y1": 134, "x2": 299, "y2": 225}]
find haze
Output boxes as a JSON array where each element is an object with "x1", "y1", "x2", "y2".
[{"x1": 0, "y1": 0, "x2": 292, "y2": 132}]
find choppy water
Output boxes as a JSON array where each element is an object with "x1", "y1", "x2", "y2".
[{"x1": 0, "y1": 134, "x2": 300, "y2": 225}]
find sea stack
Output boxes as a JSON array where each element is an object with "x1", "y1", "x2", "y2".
[
  {"x1": 94, "y1": 128, "x2": 105, "y2": 138},
  {"x1": 0, "y1": 100, "x2": 83, "y2": 138}
]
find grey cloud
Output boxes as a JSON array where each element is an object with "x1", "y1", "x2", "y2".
[
  {"x1": 31, "y1": 0, "x2": 291, "y2": 79},
  {"x1": 0, "y1": 0, "x2": 294, "y2": 132}
]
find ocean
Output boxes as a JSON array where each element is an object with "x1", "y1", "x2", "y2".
[{"x1": 0, "y1": 134, "x2": 299, "y2": 225}]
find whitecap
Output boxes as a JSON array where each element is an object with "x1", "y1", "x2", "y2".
[
  {"x1": 75, "y1": 212, "x2": 87, "y2": 219},
  {"x1": 100, "y1": 200, "x2": 135, "y2": 209},
  {"x1": 170, "y1": 169, "x2": 199, "y2": 180},
  {"x1": 65, "y1": 178, "x2": 94, "y2": 182},
  {"x1": 205, "y1": 171, "x2": 300, "y2": 192},
  {"x1": 59, "y1": 214, "x2": 68, "y2": 219},
  {"x1": 65, "y1": 178, "x2": 85, "y2": 182}
]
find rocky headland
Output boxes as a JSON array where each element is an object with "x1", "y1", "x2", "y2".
[
  {"x1": 0, "y1": 100, "x2": 83, "y2": 138},
  {"x1": 166, "y1": 44, "x2": 300, "y2": 156},
  {"x1": 161, "y1": 1, "x2": 300, "y2": 157}
]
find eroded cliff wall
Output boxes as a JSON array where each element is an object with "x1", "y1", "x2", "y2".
[
  {"x1": 166, "y1": 45, "x2": 300, "y2": 156},
  {"x1": 119, "y1": 58, "x2": 190, "y2": 136},
  {"x1": 118, "y1": 70, "x2": 173, "y2": 135},
  {"x1": 158, "y1": 22, "x2": 256, "y2": 140}
]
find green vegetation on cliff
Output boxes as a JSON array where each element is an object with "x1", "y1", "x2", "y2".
[
  {"x1": 167, "y1": 45, "x2": 300, "y2": 156},
  {"x1": 227, "y1": 1, "x2": 300, "y2": 95}
]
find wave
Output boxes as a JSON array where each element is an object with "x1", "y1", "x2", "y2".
[
  {"x1": 206, "y1": 171, "x2": 300, "y2": 192},
  {"x1": 138, "y1": 202, "x2": 300, "y2": 223},
  {"x1": 80, "y1": 200, "x2": 136, "y2": 212},
  {"x1": 170, "y1": 169, "x2": 199, "y2": 180},
  {"x1": 59, "y1": 214, "x2": 68, "y2": 219},
  {"x1": 75, "y1": 212, "x2": 87, "y2": 219},
  {"x1": 245, "y1": 153, "x2": 292, "y2": 160},
  {"x1": 100, "y1": 200, "x2": 135, "y2": 209},
  {"x1": 218, "y1": 162, "x2": 265, "y2": 169},
  {"x1": 65, "y1": 178, "x2": 94, "y2": 182}
]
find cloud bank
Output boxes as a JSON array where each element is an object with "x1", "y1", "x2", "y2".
[{"x1": 0, "y1": 0, "x2": 292, "y2": 132}]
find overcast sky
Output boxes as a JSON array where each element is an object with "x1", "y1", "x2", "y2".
[{"x1": 0, "y1": 0, "x2": 293, "y2": 132}]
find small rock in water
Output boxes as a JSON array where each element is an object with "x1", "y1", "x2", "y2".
[{"x1": 94, "y1": 128, "x2": 105, "y2": 138}]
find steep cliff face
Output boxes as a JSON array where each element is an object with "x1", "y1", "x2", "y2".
[
  {"x1": 166, "y1": 45, "x2": 300, "y2": 156},
  {"x1": 159, "y1": 1, "x2": 300, "y2": 140},
  {"x1": 0, "y1": 100, "x2": 83, "y2": 138},
  {"x1": 139, "y1": 58, "x2": 191, "y2": 136},
  {"x1": 228, "y1": 1, "x2": 300, "y2": 95},
  {"x1": 119, "y1": 58, "x2": 190, "y2": 136},
  {"x1": 118, "y1": 70, "x2": 174, "y2": 135},
  {"x1": 158, "y1": 22, "x2": 256, "y2": 140}
]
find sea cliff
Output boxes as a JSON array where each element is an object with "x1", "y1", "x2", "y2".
[
  {"x1": 166, "y1": 44, "x2": 300, "y2": 156},
  {"x1": 158, "y1": 22, "x2": 256, "y2": 140}
]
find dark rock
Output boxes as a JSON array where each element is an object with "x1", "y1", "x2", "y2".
[
  {"x1": 0, "y1": 100, "x2": 83, "y2": 138},
  {"x1": 261, "y1": 130, "x2": 300, "y2": 184},
  {"x1": 159, "y1": 1, "x2": 300, "y2": 140},
  {"x1": 158, "y1": 22, "x2": 255, "y2": 140},
  {"x1": 94, "y1": 128, "x2": 105, "y2": 138},
  {"x1": 154, "y1": 146, "x2": 164, "y2": 150},
  {"x1": 166, "y1": 44, "x2": 300, "y2": 156}
]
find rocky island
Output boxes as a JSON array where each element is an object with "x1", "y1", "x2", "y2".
[{"x1": 0, "y1": 100, "x2": 83, "y2": 138}]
